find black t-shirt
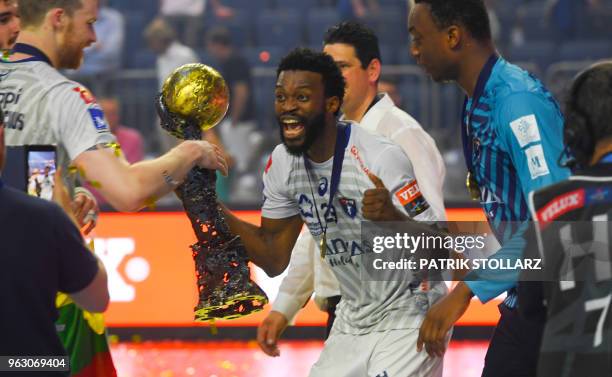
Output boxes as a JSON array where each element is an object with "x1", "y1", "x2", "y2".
[
  {"x1": 0, "y1": 181, "x2": 98, "y2": 366},
  {"x1": 220, "y1": 54, "x2": 255, "y2": 123},
  {"x1": 529, "y1": 163, "x2": 612, "y2": 377}
]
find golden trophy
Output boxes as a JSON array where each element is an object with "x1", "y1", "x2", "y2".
[{"x1": 156, "y1": 63, "x2": 268, "y2": 321}]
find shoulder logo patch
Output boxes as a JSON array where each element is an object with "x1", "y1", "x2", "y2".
[
  {"x1": 73, "y1": 86, "x2": 96, "y2": 105},
  {"x1": 264, "y1": 155, "x2": 272, "y2": 174},
  {"x1": 88, "y1": 107, "x2": 109, "y2": 133},
  {"x1": 395, "y1": 180, "x2": 430, "y2": 217},
  {"x1": 510, "y1": 114, "x2": 541, "y2": 148},
  {"x1": 525, "y1": 145, "x2": 550, "y2": 179}
]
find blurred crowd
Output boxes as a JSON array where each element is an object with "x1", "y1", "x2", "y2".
[{"x1": 67, "y1": 0, "x2": 612, "y2": 207}]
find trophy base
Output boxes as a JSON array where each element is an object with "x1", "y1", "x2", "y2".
[{"x1": 194, "y1": 292, "x2": 268, "y2": 321}]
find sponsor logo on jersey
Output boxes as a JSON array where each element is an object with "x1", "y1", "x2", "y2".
[
  {"x1": 510, "y1": 114, "x2": 542, "y2": 148},
  {"x1": 264, "y1": 155, "x2": 272, "y2": 174},
  {"x1": 586, "y1": 186, "x2": 612, "y2": 205},
  {"x1": 326, "y1": 237, "x2": 364, "y2": 258},
  {"x1": 0, "y1": 88, "x2": 23, "y2": 108},
  {"x1": 322, "y1": 203, "x2": 337, "y2": 223},
  {"x1": 525, "y1": 144, "x2": 550, "y2": 179},
  {"x1": 304, "y1": 219, "x2": 323, "y2": 236},
  {"x1": 73, "y1": 86, "x2": 96, "y2": 105},
  {"x1": 350, "y1": 145, "x2": 371, "y2": 175},
  {"x1": 480, "y1": 186, "x2": 503, "y2": 205},
  {"x1": 318, "y1": 177, "x2": 328, "y2": 196},
  {"x1": 339, "y1": 197, "x2": 357, "y2": 218},
  {"x1": 395, "y1": 180, "x2": 430, "y2": 217},
  {"x1": 88, "y1": 107, "x2": 109, "y2": 132},
  {"x1": 536, "y1": 189, "x2": 585, "y2": 226},
  {"x1": 298, "y1": 194, "x2": 314, "y2": 218}
]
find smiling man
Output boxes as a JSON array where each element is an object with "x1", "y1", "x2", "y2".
[
  {"x1": 408, "y1": 1, "x2": 570, "y2": 376},
  {"x1": 258, "y1": 21, "x2": 447, "y2": 367},
  {"x1": 221, "y1": 48, "x2": 445, "y2": 377},
  {"x1": 0, "y1": 0, "x2": 19, "y2": 53}
]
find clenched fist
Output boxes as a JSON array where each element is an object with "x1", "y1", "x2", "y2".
[{"x1": 362, "y1": 173, "x2": 407, "y2": 221}]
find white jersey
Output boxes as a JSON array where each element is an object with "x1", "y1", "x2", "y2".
[
  {"x1": 272, "y1": 94, "x2": 446, "y2": 322},
  {"x1": 263, "y1": 123, "x2": 446, "y2": 334},
  {"x1": 359, "y1": 93, "x2": 446, "y2": 219},
  {"x1": 1, "y1": 60, "x2": 115, "y2": 181}
]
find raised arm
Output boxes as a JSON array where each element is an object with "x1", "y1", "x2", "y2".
[{"x1": 73, "y1": 140, "x2": 227, "y2": 212}]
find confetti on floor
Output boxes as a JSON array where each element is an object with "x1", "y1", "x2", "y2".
[{"x1": 111, "y1": 340, "x2": 488, "y2": 377}]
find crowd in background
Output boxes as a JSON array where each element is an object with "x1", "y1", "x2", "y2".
[{"x1": 68, "y1": 0, "x2": 612, "y2": 207}]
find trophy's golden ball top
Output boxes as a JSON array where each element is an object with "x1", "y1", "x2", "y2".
[{"x1": 161, "y1": 63, "x2": 229, "y2": 132}]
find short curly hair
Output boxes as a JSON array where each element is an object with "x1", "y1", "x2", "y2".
[
  {"x1": 414, "y1": 0, "x2": 492, "y2": 42},
  {"x1": 277, "y1": 48, "x2": 346, "y2": 114}
]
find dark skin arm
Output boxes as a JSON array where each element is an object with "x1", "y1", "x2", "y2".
[
  {"x1": 220, "y1": 203, "x2": 303, "y2": 277},
  {"x1": 417, "y1": 281, "x2": 474, "y2": 357}
]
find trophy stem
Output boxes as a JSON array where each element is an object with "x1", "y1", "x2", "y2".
[{"x1": 175, "y1": 166, "x2": 268, "y2": 321}]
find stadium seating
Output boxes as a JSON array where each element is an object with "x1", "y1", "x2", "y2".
[
  {"x1": 306, "y1": 8, "x2": 340, "y2": 45},
  {"x1": 256, "y1": 10, "x2": 303, "y2": 50}
]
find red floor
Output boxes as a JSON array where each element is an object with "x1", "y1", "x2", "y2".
[{"x1": 111, "y1": 340, "x2": 487, "y2": 377}]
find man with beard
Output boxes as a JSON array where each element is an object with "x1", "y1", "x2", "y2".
[
  {"x1": 0, "y1": 0, "x2": 19, "y2": 55},
  {"x1": 408, "y1": 1, "x2": 570, "y2": 375},
  {"x1": 0, "y1": 1, "x2": 227, "y2": 376},
  {"x1": 258, "y1": 21, "x2": 447, "y2": 362},
  {"x1": 2, "y1": 0, "x2": 227, "y2": 212},
  {"x1": 221, "y1": 48, "x2": 446, "y2": 377}
]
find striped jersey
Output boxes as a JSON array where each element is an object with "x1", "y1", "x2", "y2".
[
  {"x1": 1, "y1": 60, "x2": 115, "y2": 178},
  {"x1": 262, "y1": 123, "x2": 447, "y2": 334},
  {"x1": 464, "y1": 57, "x2": 571, "y2": 305}
]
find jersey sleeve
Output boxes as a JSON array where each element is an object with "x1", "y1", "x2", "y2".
[
  {"x1": 261, "y1": 146, "x2": 299, "y2": 219},
  {"x1": 388, "y1": 123, "x2": 447, "y2": 220},
  {"x1": 495, "y1": 92, "x2": 570, "y2": 203},
  {"x1": 271, "y1": 231, "x2": 316, "y2": 323},
  {"x1": 373, "y1": 145, "x2": 440, "y2": 222},
  {"x1": 50, "y1": 204, "x2": 99, "y2": 294},
  {"x1": 49, "y1": 83, "x2": 116, "y2": 161}
]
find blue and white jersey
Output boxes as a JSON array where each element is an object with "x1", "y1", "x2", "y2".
[
  {"x1": 464, "y1": 57, "x2": 571, "y2": 304},
  {"x1": 262, "y1": 123, "x2": 446, "y2": 334}
]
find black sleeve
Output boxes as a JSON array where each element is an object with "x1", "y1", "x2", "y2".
[{"x1": 50, "y1": 204, "x2": 99, "y2": 294}]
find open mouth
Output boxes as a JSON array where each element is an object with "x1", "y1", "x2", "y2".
[{"x1": 281, "y1": 117, "x2": 305, "y2": 139}]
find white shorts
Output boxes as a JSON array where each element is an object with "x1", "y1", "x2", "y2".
[{"x1": 308, "y1": 327, "x2": 444, "y2": 377}]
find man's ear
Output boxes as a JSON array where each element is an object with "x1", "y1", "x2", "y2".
[
  {"x1": 367, "y1": 58, "x2": 382, "y2": 84},
  {"x1": 326, "y1": 96, "x2": 341, "y2": 114},
  {"x1": 47, "y1": 8, "x2": 68, "y2": 29},
  {"x1": 447, "y1": 25, "x2": 462, "y2": 50}
]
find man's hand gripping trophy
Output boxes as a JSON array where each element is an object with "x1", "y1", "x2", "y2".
[{"x1": 156, "y1": 63, "x2": 268, "y2": 321}]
